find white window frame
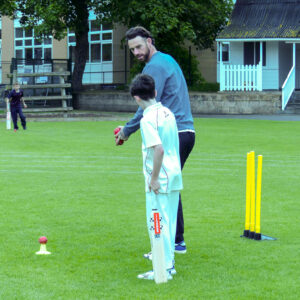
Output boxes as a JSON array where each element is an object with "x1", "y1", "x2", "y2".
[
  {"x1": 67, "y1": 11, "x2": 113, "y2": 83},
  {"x1": 14, "y1": 25, "x2": 53, "y2": 61},
  {"x1": 218, "y1": 42, "x2": 230, "y2": 63},
  {"x1": 67, "y1": 20, "x2": 113, "y2": 63}
]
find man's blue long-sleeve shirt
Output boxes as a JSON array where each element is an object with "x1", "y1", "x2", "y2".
[{"x1": 123, "y1": 51, "x2": 194, "y2": 137}]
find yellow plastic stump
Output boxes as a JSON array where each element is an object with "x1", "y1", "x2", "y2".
[
  {"x1": 249, "y1": 151, "x2": 256, "y2": 238},
  {"x1": 254, "y1": 155, "x2": 263, "y2": 240}
]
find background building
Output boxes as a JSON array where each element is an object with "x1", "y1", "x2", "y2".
[
  {"x1": 0, "y1": 12, "x2": 124, "y2": 86},
  {"x1": 0, "y1": 13, "x2": 217, "y2": 87}
]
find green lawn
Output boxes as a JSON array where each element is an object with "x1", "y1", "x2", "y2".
[{"x1": 0, "y1": 117, "x2": 299, "y2": 299}]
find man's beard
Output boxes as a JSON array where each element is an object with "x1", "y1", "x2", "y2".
[{"x1": 137, "y1": 45, "x2": 150, "y2": 62}]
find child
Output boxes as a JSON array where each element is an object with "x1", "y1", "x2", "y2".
[
  {"x1": 6, "y1": 82, "x2": 27, "y2": 131},
  {"x1": 130, "y1": 74, "x2": 183, "y2": 280}
]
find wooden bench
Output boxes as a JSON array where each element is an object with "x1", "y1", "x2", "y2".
[
  {"x1": 7, "y1": 71, "x2": 70, "y2": 77},
  {"x1": 7, "y1": 71, "x2": 73, "y2": 111},
  {"x1": 7, "y1": 84, "x2": 71, "y2": 89},
  {"x1": 25, "y1": 107, "x2": 73, "y2": 113}
]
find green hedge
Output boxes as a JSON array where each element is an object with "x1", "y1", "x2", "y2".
[{"x1": 189, "y1": 82, "x2": 220, "y2": 92}]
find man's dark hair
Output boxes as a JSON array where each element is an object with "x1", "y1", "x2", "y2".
[
  {"x1": 130, "y1": 74, "x2": 156, "y2": 101},
  {"x1": 125, "y1": 26, "x2": 155, "y2": 45}
]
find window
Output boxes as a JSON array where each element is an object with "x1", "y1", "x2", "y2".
[
  {"x1": 67, "y1": 12, "x2": 113, "y2": 83},
  {"x1": 34, "y1": 39, "x2": 42, "y2": 46},
  {"x1": 25, "y1": 48, "x2": 33, "y2": 60},
  {"x1": 91, "y1": 34, "x2": 100, "y2": 41},
  {"x1": 25, "y1": 39, "x2": 32, "y2": 46},
  {"x1": 218, "y1": 43, "x2": 229, "y2": 62},
  {"x1": 44, "y1": 38, "x2": 52, "y2": 45},
  {"x1": 44, "y1": 48, "x2": 52, "y2": 62},
  {"x1": 15, "y1": 28, "x2": 23, "y2": 38},
  {"x1": 68, "y1": 36, "x2": 76, "y2": 43},
  {"x1": 67, "y1": 20, "x2": 113, "y2": 63},
  {"x1": 91, "y1": 44, "x2": 101, "y2": 62},
  {"x1": 102, "y1": 33, "x2": 112, "y2": 40},
  {"x1": 25, "y1": 28, "x2": 33, "y2": 38},
  {"x1": 103, "y1": 44, "x2": 112, "y2": 61},
  {"x1": 34, "y1": 48, "x2": 42, "y2": 59},
  {"x1": 102, "y1": 23, "x2": 113, "y2": 30},
  {"x1": 14, "y1": 26, "x2": 53, "y2": 62},
  {"x1": 16, "y1": 49, "x2": 23, "y2": 59},
  {"x1": 244, "y1": 42, "x2": 266, "y2": 66},
  {"x1": 68, "y1": 45, "x2": 75, "y2": 62}
]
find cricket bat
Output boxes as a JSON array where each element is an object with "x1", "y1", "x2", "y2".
[
  {"x1": 6, "y1": 101, "x2": 11, "y2": 130},
  {"x1": 151, "y1": 208, "x2": 168, "y2": 284}
]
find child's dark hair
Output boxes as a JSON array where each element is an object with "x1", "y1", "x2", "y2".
[
  {"x1": 125, "y1": 26, "x2": 155, "y2": 45},
  {"x1": 130, "y1": 74, "x2": 155, "y2": 101}
]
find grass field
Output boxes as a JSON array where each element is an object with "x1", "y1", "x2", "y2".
[{"x1": 0, "y1": 117, "x2": 299, "y2": 299}]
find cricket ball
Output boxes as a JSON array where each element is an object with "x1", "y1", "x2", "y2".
[
  {"x1": 114, "y1": 127, "x2": 124, "y2": 145},
  {"x1": 39, "y1": 236, "x2": 48, "y2": 244}
]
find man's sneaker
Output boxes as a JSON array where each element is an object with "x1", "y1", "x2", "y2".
[
  {"x1": 175, "y1": 241, "x2": 187, "y2": 254},
  {"x1": 143, "y1": 251, "x2": 152, "y2": 261},
  {"x1": 137, "y1": 270, "x2": 173, "y2": 280}
]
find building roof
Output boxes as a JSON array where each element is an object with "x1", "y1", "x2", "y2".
[{"x1": 218, "y1": 0, "x2": 300, "y2": 39}]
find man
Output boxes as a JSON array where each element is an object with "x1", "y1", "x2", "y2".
[
  {"x1": 115, "y1": 26, "x2": 195, "y2": 256},
  {"x1": 130, "y1": 73, "x2": 182, "y2": 280}
]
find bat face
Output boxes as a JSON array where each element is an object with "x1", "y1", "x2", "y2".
[
  {"x1": 150, "y1": 209, "x2": 168, "y2": 284},
  {"x1": 6, "y1": 102, "x2": 11, "y2": 130}
]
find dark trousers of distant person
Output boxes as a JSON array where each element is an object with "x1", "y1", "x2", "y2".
[
  {"x1": 175, "y1": 131, "x2": 195, "y2": 244},
  {"x1": 11, "y1": 105, "x2": 26, "y2": 130}
]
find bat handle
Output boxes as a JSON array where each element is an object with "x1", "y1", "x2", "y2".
[{"x1": 154, "y1": 193, "x2": 160, "y2": 207}]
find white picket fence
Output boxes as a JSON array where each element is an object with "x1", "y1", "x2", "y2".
[{"x1": 220, "y1": 64, "x2": 263, "y2": 91}]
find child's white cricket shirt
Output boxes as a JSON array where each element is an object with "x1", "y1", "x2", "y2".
[{"x1": 140, "y1": 102, "x2": 183, "y2": 193}]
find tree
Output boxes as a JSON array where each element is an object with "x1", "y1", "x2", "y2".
[
  {"x1": 1, "y1": 0, "x2": 233, "y2": 89},
  {"x1": 0, "y1": 0, "x2": 16, "y2": 16},
  {"x1": 2, "y1": 0, "x2": 101, "y2": 91},
  {"x1": 98, "y1": 0, "x2": 233, "y2": 85}
]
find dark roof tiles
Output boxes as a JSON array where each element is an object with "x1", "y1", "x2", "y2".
[{"x1": 218, "y1": 0, "x2": 300, "y2": 39}]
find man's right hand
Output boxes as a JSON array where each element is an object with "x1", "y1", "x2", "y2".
[{"x1": 114, "y1": 126, "x2": 128, "y2": 146}]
